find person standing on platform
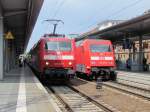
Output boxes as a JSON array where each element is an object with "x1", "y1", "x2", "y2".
[
  {"x1": 126, "y1": 57, "x2": 131, "y2": 70},
  {"x1": 143, "y1": 57, "x2": 147, "y2": 71},
  {"x1": 23, "y1": 58, "x2": 26, "y2": 67},
  {"x1": 19, "y1": 56, "x2": 24, "y2": 67}
]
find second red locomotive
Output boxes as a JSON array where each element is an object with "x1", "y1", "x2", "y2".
[
  {"x1": 75, "y1": 39, "x2": 117, "y2": 81},
  {"x1": 29, "y1": 34, "x2": 75, "y2": 80}
]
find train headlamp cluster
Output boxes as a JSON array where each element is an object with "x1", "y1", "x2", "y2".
[
  {"x1": 86, "y1": 66, "x2": 90, "y2": 69},
  {"x1": 68, "y1": 62, "x2": 72, "y2": 65},
  {"x1": 45, "y1": 61, "x2": 49, "y2": 65}
]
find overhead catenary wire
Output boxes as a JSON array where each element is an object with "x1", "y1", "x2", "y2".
[
  {"x1": 75, "y1": 0, "x2": 124, "y2": 33},
  {"x1": 52, "y1": 0, "x2": 67, "y2": 19},
  {"x1": 78, "y1": 0, "x2": 142, "y2": 34},
  {"x1": 106, "y1": 0, "x2": 142, "y2": 19},
  {"x1": 46, "y1": 0, "x2": 67, "y2": 34},
  {"x1": 47, "y1": 0, "x2": 60, "y2": 19},
  {"x1": 71, "y1": 0, "x2": 118, "y2": 34},
  {"x1": 44, "y1": 0, "x2": 67, "y2": 34},
  {"x1": 44, "y1": 0, "x2": 60, "y2": 33},
  {"x1": 77, "y1": 0, "x2": 115, "y2": 29}
]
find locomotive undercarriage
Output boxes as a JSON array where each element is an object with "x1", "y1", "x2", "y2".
[
  {"x1": 44, "y1": 68, "x2": 74, "y2": 80},
  {"x1": 76, "y1": 67, "x2": 117, "y2": 81},
  {"x1": 91, "y1": 67, "x2": 117, "y2": 81}
]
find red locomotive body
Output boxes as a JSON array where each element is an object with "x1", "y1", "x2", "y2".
[
  {"x1": 29, "y1": 36, "x2": 75, "y2": 80},
  {"x1": 75, "y1": 39, "x2": 117, "y2": 80}
]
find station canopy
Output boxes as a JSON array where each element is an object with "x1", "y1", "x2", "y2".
[
  {"x1": 76, "y1": 13, "x2": 150, "y2": 42},
  {"x1": 0, "y1": 0, "x2": 44, "y2": 54}
]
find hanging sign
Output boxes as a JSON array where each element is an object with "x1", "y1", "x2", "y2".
[{"x1": 5, "y1": 31, "x2": 14, "y2": 39}]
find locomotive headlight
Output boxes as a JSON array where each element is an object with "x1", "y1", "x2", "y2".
[
  {"x1": 86, "y1": 66, "x2": 90, "y2": 69},
  {"x1": 68, "y1": 62, "x2": 72, "y2": 65},
  {"x1": 45, "y1": 61, "x2": 49, "y2": 65}
]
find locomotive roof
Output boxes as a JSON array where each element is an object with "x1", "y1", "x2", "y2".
[
  {"x1": 76, "y1": 39, "x2": 112, "y2": 47},
  {"x1": 41, "y1": 37, "x2": 73, "y2": 41},
  {"x1": 80, "y1": 39, "x2": 111, "y2": 43}
]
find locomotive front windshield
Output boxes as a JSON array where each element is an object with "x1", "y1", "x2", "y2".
[
  {"x1": 90, "y1": 44, "x2": 112, "y2": 52},
  {"x1": 45, "y1": 41, "x2": 72, "y2": 51}
]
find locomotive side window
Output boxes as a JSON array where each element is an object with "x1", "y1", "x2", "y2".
[
  {"x1": 45, "y1": 43, "x2": 48, "y2": 49},
  {"x1": 90, "y1": 44, "x2": 112, "y2": 52},
  {"x1": 45, "y1": 41, "x2": 72, "y2": 51}
]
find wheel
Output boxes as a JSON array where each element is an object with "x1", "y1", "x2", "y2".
[
  {"x1": 110, "y1": 71, "x2": 117, "y2": 81},
  {"x1": 76, "y1": 72, "x2": 81, "y2": 78},
  {"x1": 105, "y1": 73, "x2": 110, "y2": 81},
  {"x1": 93, "y1": 72, "x2": 97, "y2": 80},
  {"x1": 70, "y1": 74, "x2": 75, "y2": 78},
  {"x1": 65, "y1": 76, "x2": 70, "y2": 82},
  {"x1": 39, "y1": 73, "x2": 46, "y2": 83},
  {"x1": 87, "y1": 74, "x2": 93, "y2": 81}
]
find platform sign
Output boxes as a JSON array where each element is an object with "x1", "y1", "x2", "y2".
[{"x1": 5, "y1": 31, "x2": 14, "y2": 39}]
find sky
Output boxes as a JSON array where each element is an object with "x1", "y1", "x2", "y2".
[{"x1": 26, "y1": 0, "x2": 150, "y2": 52}]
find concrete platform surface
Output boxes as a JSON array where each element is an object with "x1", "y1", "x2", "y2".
[{"x1": 0, "y1": 67, "x2": 62, "y2": 112}]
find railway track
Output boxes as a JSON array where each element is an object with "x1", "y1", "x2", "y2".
[
  {"x1": 103, "y1": 81, "x2": 150, "y2": 100},
  {"x1": 75, "y1": 77, "x2": 150, "y2": 101},
  {"x1": 116, "y1": 71, "x2": 150, "y2": 91},
  {"x1": 117, "y1": 75, "x2": 150, "y2": 86},
  {"x1": 118, "y1": 74, "x2": 150, "y2": 82},
  {"x1": 44, "y1": 73, "x2": 150, "y2": 112},
  {"x1": 117, "y1": 71, "x2": 150, "y2": 79},
  {"x1": 100, "y1": 71, "x2": 150, "y2": 100},
  {"x1": 117, "y1": 71, "x2": 150, "y2": 85},
  {"x1": 45, "y1": 86, "x2": 68, "y2": 112},
  {"x1": 46, "y1": 85, "x2": 115, "y2": 112},
  {"x1": 117, "y1": 78, "x2": 150, "y2": 90}
]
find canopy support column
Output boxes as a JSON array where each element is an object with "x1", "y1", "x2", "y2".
[
  {"x1": 138, "y1": 34, "x2": 143, "y2": 71},
  {"x1": 0, "y1": 13, "x2": 3, "y2": 80}
]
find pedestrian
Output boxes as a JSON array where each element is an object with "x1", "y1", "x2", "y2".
[
  {"x1": 24, "y1": 58, "x2": 26, "y2": 67},
  {"x1": 126, "y1": 57, "x2": 131, "y2": 70},
  {"x1": 143, "y1": 57, "x2": 147, "y2": 71},
  {"x1": 19, "y1": 57, "x2": 23, "y2": 67}
]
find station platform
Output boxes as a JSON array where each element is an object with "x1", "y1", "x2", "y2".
[{"x1": 0, "y1": 66, "x2": 62, "y2": 112}]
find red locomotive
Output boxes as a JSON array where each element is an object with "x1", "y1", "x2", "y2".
[
  {"x1": 29, "y1": 34, "x2": 75, "y2": 80},
  {"x1": 75, "y1": 39, "x2": 117, "y2": 80}
]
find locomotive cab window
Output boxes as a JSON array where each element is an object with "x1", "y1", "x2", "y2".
[
  {"x1": 59, "y1": 41, "x2": 72, "y2": 51},
  {"x1": 45, "y1": 41, "x2": 72, "y2": 51},
  {"x1": 90, "y1": 44, "x2": 112, "y2": 52},
  {"x1": 45, "y1": 41, "x2": 58, "y2": 51}
]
